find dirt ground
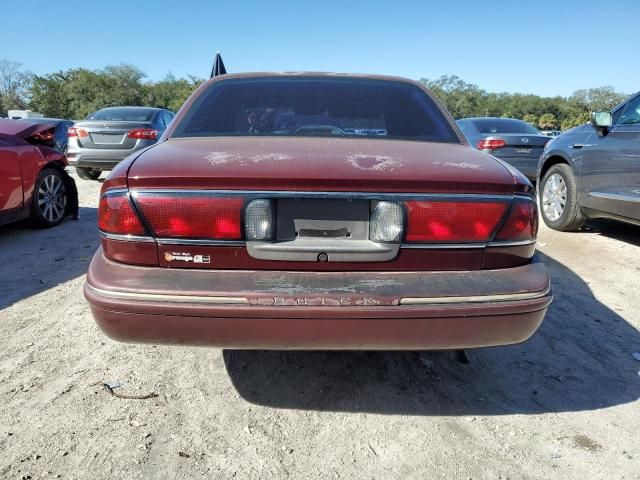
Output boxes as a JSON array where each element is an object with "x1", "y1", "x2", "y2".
[{"x1": 0, "y1": 171, "x2": 638, "y2": 480}]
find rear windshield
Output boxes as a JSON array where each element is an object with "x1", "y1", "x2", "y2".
[
  {"x1": 173, "y1": 77, "x2": 460, "y2": 143},
  {"x1": 472, "y1": 119, "x2": 540, "y2": 135},
  {"x1": 87, "y1": 108, "x2": 155, "y2": 122}
]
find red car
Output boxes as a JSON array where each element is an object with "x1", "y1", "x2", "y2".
[
  {"x1": 0, "y1": 119, "x2": 77, "y2": 228},
  {"x1": 85, "y1": 73, "x2": 551, "y2": 350}
]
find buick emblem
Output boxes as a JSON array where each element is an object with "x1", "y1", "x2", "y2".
[{"x1": 521, "y1": 137, "x2": 530, "y2": 143}]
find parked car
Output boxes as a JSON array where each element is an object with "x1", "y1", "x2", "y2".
[
  {"x1": 85, "y1": 73, "x2": 551, "y2": 350},
  {"x1": 540, "y1": 130, "x2": 562, "y2": 137},
  {"x1": 0, "y1": 119, "x2": 78, "y2": 228},
  {"x1": 538, "y1": 92, "x2": 640, "y2": 230},
  {"x1": 21, "y1": 118, "x2": 74, "y2": 153},
  {"x1": 457, "y1": 117, "x2": 552, "y2": 180},
  {"x1": 67, "y1": 106, "x2": 175, "y2": 181}
]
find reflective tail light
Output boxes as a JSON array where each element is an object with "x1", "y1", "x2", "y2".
[
  {"x1": 98, "y1": 194, "x2": 146, "y2": 236},
  {"x1": 477, "y1": 139, "x2": 506, "y2": 150},
  {"x1": 494, "y1": 198, "x2": 538, "y2": 241},
  {"x1": 127, "y1": 128, "x2": 158, "y2": 140},
  {"x1": 68, "y1": 127, "x2": 88, "y2": 138},
  {"x1": 404, "y1": 201, "x2": 508, "y2": 243},
  {"x1": 135, "y1": 195, "x2": 244, "y2": 239},
  {"x1": 245, "y1": 199, "x2": 275, "y2": 241},
  {"x1": 370, "y1": 201, "x2": 404, "y2": 242}
]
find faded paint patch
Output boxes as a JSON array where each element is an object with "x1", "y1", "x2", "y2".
[
  {"x1": 347, "y1": 154, "x2": 400, "y2": 172},
  {"x1": 433, "y1": 161, "x2": 482, "y2": 170},
  {"x1": 251, "y1": 153, "x2": 292, "y2": 163},
  {"x1": 205, "y1": 152, "x2": 240, "y2": 166}
]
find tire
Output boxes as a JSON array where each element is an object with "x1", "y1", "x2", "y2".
[
  {"x1": 539, "y1": 163, "x2": 586, "y2": 231},
  {"x1": 76, "y1": 167, "x2": 102, "y2": 181},
  {"x1": 30, "y1": 167, "x2": 68, "y2": 228}
]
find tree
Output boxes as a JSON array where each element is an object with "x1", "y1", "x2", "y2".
[
  {"x1": 538, "y1": 113, "x2": 559, "y2": 130},
  {"x1": 420, "y1": 75, "x2": 486, "y2": 119},
  {"x1": 0, "y1": 59, "x2": 32, "y2": 110},
  {"x1": 523, "y1": 114, "x2": 538, "y2": 125},
  {"x1": 569, "y1": 86, "x2": 626, "y2": 112}
]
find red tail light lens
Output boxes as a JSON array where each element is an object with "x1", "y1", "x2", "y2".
[
  {"x1": 98, "y1": 194, "x2": 146, "y2": 235},
  {"x1": 494, "y1": 198, "x2": 538, "y2": 241},
  {"x1": 68, "y1": 127, "x2": 88, "y2": 138},
  {"x1": 405, "y1": 201, "x2": 508, "y2": 242},
  {"x1": 135, "y1": 195, "x2": 244, "y2": 239},
  {"x1": 477, "y1": 139, "x2": 506, "y2": 150},
  {"x1": 127, "y1": 128, "x2": 158, "y2": 140},
  {"x1": 28, "y1": 128, "x2": 55, "y2": 146}
]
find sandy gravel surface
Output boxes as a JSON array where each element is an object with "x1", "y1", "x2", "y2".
[{"x1": 0, "y1": 172, "x2": 638, "y2": 479}]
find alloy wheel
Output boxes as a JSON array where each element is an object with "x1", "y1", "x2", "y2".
[
  {"x1": 38, "y1": 174, "x2": 67, "y2": 223},
  {"x1": 541, "y1": 173, "x2": 567, "y2": 222}
]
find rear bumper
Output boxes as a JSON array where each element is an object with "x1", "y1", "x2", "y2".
[
  {"x1": 84, "y1": 249, "x2": 552, "y2": 350},
  {"x1": 496, "y1": 157, "x2": 539, "y2": 180},
  {"x1": 66, "y1": 146, "x2": 148, "y2": 170}
]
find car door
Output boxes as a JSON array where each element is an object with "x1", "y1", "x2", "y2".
[
  {"x1": 580, "y1": 94, "x2": 640, "y2": 221},
  {"x1": 0, "y1": 135, "x2": 25, "y2": 215}
]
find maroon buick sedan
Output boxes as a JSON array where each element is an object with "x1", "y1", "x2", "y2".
[{"x1": 84, "y1": 73, "x2": 551, "y2": 350}]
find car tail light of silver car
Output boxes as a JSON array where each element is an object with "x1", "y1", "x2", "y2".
[
  {"x1": 67, "y1": 127, "x2": 88, "y2": 138},
  {"x1": 369, "y1": 201, "x2": 404, "y2": 243},
  {"x1": 127, "y1": 128, "x2": 158, "y2": 140},
  {"x1": 134, "y1": 195, "x2": 244, "y2": 239},
  {"x1": 98, "y1": 193, "x2": 146, "y2": 236},
  {"x1": 244, "y1": 199, "x2": 275, "y2": 241}
]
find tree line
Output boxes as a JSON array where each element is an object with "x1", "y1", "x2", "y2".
[{"x1": 0, "y1": 59, "x2": 630, "y2": 130}]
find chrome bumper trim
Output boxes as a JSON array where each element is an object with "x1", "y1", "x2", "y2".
[
  {"x1": 399, "y1": 284, "x2": 550, "y2": 305},
  {"x1": 86, "y1": 284, "x2": 249, "y2": 305}
]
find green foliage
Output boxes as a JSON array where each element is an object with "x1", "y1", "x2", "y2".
[
  {"x1": 1, "y1": 58, "x2": 630, "y2": 132},
  {"x1": 538, "y1": 113, "x2": 559, "y2": 130},
  {"x1": 27, "y1": 63, "x2": 204, "y2": 119},
  {"x1": 420, "y1": 75, "x2": 628, "y2": 131}
]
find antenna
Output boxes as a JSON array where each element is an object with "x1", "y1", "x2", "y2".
[{"x1": 210, "y1": 52, "x2": 227, "y2": 78}]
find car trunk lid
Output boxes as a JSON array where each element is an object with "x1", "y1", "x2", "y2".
[
  {"x1": 72, "y1": 120, "x2": 153, "y2": 150},
  {"x1": 127, "y1": 137, "x2": 517, "y2": 194}
]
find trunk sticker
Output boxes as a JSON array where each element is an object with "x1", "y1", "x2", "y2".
[{"x1": 164, "y1": 252, "x2": 211, "y2": 264}]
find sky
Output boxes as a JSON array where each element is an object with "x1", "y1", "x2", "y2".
[{"x1": 2, "y1": 0, "x2": 638, "y2": 97}]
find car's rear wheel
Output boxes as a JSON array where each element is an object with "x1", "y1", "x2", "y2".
[
  {"x1": 30, "y1": 168, "x2": 68, "y2": 228},
  {"x1": 540, "y1": 163, "x2": 585, "y2": 231},
  {"x1": 76, "y1": 167, "x2": 102, "y2": 181}
]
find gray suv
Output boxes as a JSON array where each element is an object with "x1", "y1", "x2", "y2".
[
  {"x1": 538, "y1": 92, "x2": 640, "y2": 230},
  {"x1": 67, "y1": 107, "x2": 174, "y2": 180}
]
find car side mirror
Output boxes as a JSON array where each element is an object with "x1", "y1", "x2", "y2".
[{"x1": 591, "y1": 111, "x2": 612, "y2": 135}]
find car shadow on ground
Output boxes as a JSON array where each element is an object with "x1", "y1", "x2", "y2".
[
  {"x1": 224, "y1": 251, "x2": 640, "y2": 415},
  {"x1": 0, "y1": 207, "x2": 99, "y2": 309},
  {"x1": 584, "y1": 219, "x2": 640, "y2": 247}
]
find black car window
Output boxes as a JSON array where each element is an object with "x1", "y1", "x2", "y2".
[
  {"x1": 162, "y1": 112, "x2": 173, "y2": 127},
  {"x1": 471, "y1": 118, "x2": 540, "y2": 135},
  {"x1": 616, "y1": 95, "x2": 640, "y2": 126},
  {"x1": 87, "y1": 108, "x2": 156, "y2": 122},
  {"x1": 173, "y1": 77, "x2": 460, "y2": 144}
]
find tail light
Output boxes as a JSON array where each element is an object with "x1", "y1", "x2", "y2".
[
  {"x1": 135, "y1": 195, "x2": 243, "y2": 239},
  {"x1": 405, "y1": 201, "x2": 508, "y2": 242},
  {"x1": 127, "y1": 128, "x2": 158, "y2": 140},
  {"x1": 98, "y1": 194, "x2": 146, "y2": 236},
  {"x1": 370, "y1": 201, "x2": 404, "y2": 242},
  {"x1": 494, "y1": 198, "x2": 538, "y2": 241},
  {"x1": 477, "y1": 139, "x2": 506, "y2": 150},
  {"x1": 28, "y1": 128, "x2": 55, "y2": 146},
  {"x1": 245, "y1": 199, "x2": 275, "y2": 241},
  {"x1": 68, "y1": 127, "x2": 88, "y2": 138}
]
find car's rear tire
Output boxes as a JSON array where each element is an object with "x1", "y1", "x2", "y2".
[
  {"x1": 76, "y1": 167, "x2": 102, "y2": 181},
  {"x1": 539, "y1": 163, "x2": 585, "y2": 231},
  {"x1": 30, "y1": 167, "x2": 68, "y2": 228}
]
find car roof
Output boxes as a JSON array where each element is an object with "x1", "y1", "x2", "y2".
[
  {"x1": 203, "y1": 71, "x2": 426, "y2": 88},
  {"x1": 459, "y1": 117, "x2": 527, "y2": 122},
  {"x1": 96, "y1": 106, "x2": 164, "y2": 111}
]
